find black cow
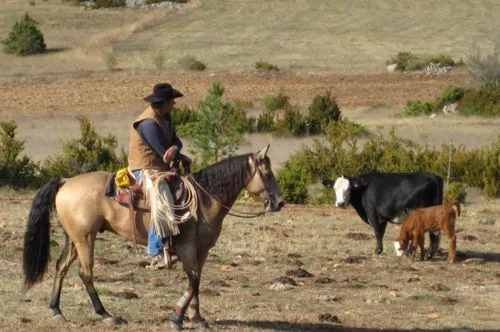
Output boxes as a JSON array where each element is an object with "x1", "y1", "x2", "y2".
[{"x1": 322, "y1": 172, "x2": 444, "y2": 256}]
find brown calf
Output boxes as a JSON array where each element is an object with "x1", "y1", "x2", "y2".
[{"x1": 397, "y1": 201, "x2": 461, "y2": 263}]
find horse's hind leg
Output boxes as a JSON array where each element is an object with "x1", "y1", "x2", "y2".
[
  {"x1": 74, "y1": 236, "x2": 126, "y2": 325},
  {"x1": 49, "y1": 233, "x2": 77, "y2": 319}
]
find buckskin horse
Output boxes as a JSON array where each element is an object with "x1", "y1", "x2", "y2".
[{"x1": 23, "y1": 145, "x2": 284, "y2": 329}]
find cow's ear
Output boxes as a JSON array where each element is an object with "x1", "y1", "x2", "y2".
[{"x1": 322, "y1": 179, "x2": 334, "y2": 188}]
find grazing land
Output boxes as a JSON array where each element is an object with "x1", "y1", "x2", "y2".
[{"x1": 0, "y1": 0, "x2": 499, "y2": 331}]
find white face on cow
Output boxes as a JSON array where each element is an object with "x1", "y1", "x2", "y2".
[{"x1": 334, "y1": 176, "x2": 351, "y2": 207}]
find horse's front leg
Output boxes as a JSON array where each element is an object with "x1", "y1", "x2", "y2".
[
  {"x1": 186, "y1": 251, "x2": 209, "y2": 327},
  {"x1": 170, "y1": 223, "x2": 209, "y2": 330}
]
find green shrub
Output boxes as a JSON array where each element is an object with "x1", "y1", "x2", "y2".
[
  {"x1": 397, "y1": 100, "x2": 433, "y2": 117},
  {"x1": 307, "y1": 91, "x2": 342, "y2": 134},
  {"x1": 172, "y1": 105, "x2": 198, "y2": 126},
  {"x1": 92, "y1": 0, "x2": 126, "y2": 8},
  {"x1": 255, "y1": 60, "x2": 279, "y2": 73},
  {"x1": 262, "y1": 92, "x2": 289, "y2": 111},
  {"x1": 458, "y1": 88, "x2": 500, "y2": 117},
  {"x1": 277, "y1": 154, "x2": 309, "y2": 204},
  {"x1": 2, "y1": 16, "x2": 46, "y2": 55},
  {"x1": 434, "y1": 86, "x2": 465, "y2": 109},
  {"x1": 0, "y1": 121, "x2": 40, "y2": 188},
  {"x1": 280, "y1": 130, "x2": 500, "y2": 204},
  {"x1": 275, "y1": 107, "x2": 307, "y2": 137},
  {"x1": 256, "y1": 111, "x2": 276, "y2": 133},
  {"x1": 444, "y1": 182, "x2": 467, "y2": 203},
  {"x1": 178, "y1": 55, "x2": 206, "y2": 71},
  {"x1": 42, "y1": 117, "x2": 125, "y2": 178}
]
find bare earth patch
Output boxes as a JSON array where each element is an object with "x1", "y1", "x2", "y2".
[{"x1": 1, "y1": 197, "x2": 499, "y2": 331}]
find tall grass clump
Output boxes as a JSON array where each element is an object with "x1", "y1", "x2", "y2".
[
  {"x1": 262, "y1": 92, "x2": 289, "y2": 112},
  {"x1": 103, "y1": 51, "x2": 119, "y2": 71},
  {"x1": 92, "y1": 0, "x2": 126, "y2": 8},
  {"x1": 152, "y1": 52, "x2": 166, "y2": 69},
  {"x1": 255, "y1": 60, "x2": 279, "y2": 73},
  {"x1": 178, "y1": 55, "x2": 206, "y2": 71},
  {"x1": 2, "y1": 15, "x2": 46, "y2": 55}
]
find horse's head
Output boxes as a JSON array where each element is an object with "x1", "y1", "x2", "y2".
[{"x1": 245, "y1": 145, "x2": 285, "y2": 212}]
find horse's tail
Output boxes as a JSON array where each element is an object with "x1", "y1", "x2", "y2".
[{"x1": 23, "y1": 177, "x2": 64, "y2": 290}]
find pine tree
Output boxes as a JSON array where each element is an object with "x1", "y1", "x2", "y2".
[{"x1": 178, "y1": 81, "x2": 245, "y2": 166}]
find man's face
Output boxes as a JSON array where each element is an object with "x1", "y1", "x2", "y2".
[{"x1": 159, "y1": 99, "x2": 175, "y2": 115}]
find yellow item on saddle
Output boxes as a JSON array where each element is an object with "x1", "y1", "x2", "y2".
[{"x1": 115, "y1": 168, "x2": 131, "y2": 188}]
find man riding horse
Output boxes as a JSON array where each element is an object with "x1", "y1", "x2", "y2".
[{"x1": 127, "y1": 82, "x2": 192, "y2": 268}]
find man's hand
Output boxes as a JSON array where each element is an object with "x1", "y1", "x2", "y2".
[{"x1": 163, "y1": 146, "x2": 178, "y2": 165}]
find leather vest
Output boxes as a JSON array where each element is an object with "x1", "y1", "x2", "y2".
[{"x1": 127, "y1": 107, "x2": 175, "y2": 171}]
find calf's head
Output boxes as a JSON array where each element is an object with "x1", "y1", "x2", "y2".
[{"x1": 322, "y1": 175, "x2": 361, "y2": 208}]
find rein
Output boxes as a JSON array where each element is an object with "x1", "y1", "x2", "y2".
[{"x1": 188, "y1": 154, "x2": 268, "y2": 218}]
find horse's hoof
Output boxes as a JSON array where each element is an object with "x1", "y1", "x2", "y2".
[
  {"x1": 169, "y1": 314, "x2": 184, "y2": 330},
  {"x1": 375, "y1": 248, "x2": 383, "y2": 255},
  {"x1": 103, "y1": 316, "x2": 128, "y2": 325},
  {"x1": 52, "y1": 314, "x2": 66, "y2": 322},
  {"x1": 196, "y1": 318, "x2": 210, "y2": 329}
]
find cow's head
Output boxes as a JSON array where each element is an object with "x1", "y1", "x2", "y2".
[{"x1": 323, "y1": 175, "x2": 365, "y2": 207}]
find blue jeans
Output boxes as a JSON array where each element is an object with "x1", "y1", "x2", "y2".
[{"x1": 132, "y1": 170, "x2": 163, "y2": 256}]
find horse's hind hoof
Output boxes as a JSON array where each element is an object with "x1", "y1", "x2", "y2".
[{"x1": 169, "y1": 314, "x2": 184, "y2": 330}]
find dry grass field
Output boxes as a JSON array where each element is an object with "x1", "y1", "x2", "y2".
[{"x1": 1, "y1": 0, "x2": 500, "y2": 331}]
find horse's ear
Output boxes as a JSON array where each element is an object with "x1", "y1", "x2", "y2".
[{"x1": 256, "y1": 144, "x2": 270, "y2": 160}]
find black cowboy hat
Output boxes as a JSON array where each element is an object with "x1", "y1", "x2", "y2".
[{"x1": 143, "y1": 83, "x2": 184, "y2": 103}]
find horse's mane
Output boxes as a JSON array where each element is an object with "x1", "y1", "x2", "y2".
[{"x1": 192, "y1": 153, "x2": 252, "y2": 198}]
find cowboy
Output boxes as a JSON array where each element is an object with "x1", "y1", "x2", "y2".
[{"x1": 127, "y1": 82, "x2": 191, "y2": 268}]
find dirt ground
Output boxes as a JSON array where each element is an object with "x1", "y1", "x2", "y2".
[{"x1": 0, "y1": 189, "x2": 499, "y2": 332}]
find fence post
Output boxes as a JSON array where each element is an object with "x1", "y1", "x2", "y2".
[{"x1": 446, "y1": 142, "x2": 453, "y2": 187}]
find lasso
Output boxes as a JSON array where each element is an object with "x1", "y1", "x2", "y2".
[{"x1": 147, "y1": 172, "x2": 198, "y2": 238}]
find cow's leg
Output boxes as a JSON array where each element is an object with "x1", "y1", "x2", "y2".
[
  {"x1": 427, "y1": 231, "x2": 441, "y2": 259},
  {"x1": 419, "y1": 235, "x2": 425, "y2": 261},
  {"x1": 373, "y1": 221, "x2": 387, "y2": 255},
  {"x1": 410, "y1": 233, "x2": 422, "y2": 262}
]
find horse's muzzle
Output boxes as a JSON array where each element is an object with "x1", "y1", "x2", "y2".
[{"x1": 265, "y1": 196, "x2": 285, "y2": 212}]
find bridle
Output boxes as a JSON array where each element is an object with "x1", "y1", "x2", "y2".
[{"x1": 188, "y1": 154, "x2": 271, "y2": 218}]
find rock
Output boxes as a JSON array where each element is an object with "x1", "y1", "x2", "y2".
[
  {"x1": 315, "y1": 277, "x2": 334, "y2": 284},
  {"x1": 386, "y1": 64, "x2": 398, "y2": 72},
  {"x1": 315, "y1": 294, "x2": 341, "y2": 302},
  {"x1": 318, "y1": 313, "x2": 341, "y2": 323},
  {"x1": 443, "y1": 103, "x2": 458, "y2": 115},
  {"x1": 114, "y1": 290, "x2": 139, "y2": 299},
  {"x1": 286, "y1": 268, "x2": 314, "y2": 278},
  {"x1": 430, "y1": 283, "x2": 450, "y2": 292}
]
